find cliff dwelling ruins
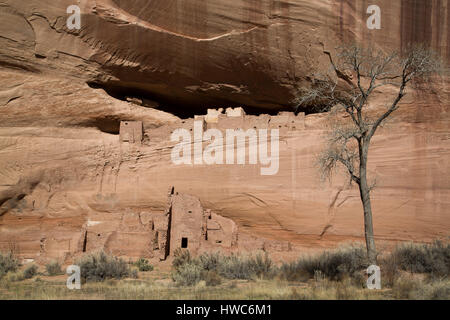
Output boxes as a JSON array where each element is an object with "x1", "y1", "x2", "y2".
[
  {"x1": 119, "y1": 121, "x2": 143, "y2": 144},
  {"x1": 0, "y1": 106, "x2": 297, "y2": 264},
  {"x1": 78, "y1": 187, "x2": 241, "y2": 261}
]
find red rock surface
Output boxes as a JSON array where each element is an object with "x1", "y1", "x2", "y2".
[{"x1": 0, "y1": 0, "x2": 448, "y2": 262}]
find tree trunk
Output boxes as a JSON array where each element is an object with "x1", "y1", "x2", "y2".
[{"x1": 359, "y1": 141, "x2": 377, "y2": 264}]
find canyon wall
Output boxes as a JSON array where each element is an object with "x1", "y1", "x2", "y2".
[
  {"x1": 0, "y1": 0, "x2": 448, "y2": 262},
  {"x1": 1, "y1": 0, "x2": 448, "y2": 111}
]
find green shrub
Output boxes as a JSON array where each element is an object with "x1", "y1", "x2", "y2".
[
  {"x1": 279, "y1": 246, "x2": 369, "y2": 282},
  {"x1": 249, "y1": 253, "x2": 275, "y2": 279},
  {"x1": 215, "y1": 255, "x2": 251, "y2": 280},
  {"x1": 198, "y1": 252, "x2": 222, "y2": 271},
  {"x1": 217, "y1": 254, "x2": 274, "y2": 280},
  {"x1": 171, "y1": 250, "x2": 274, "y2": 286},
  {"x1": 76, "y1": 251, "x2": 131, "y2": 282},
  {"x1": 0, "y1": 252, "x2": 19, "y2": 278},
  {"x1": 23, "y1": 264, "x2": 38, "y2": 279},
  {"x1": 45, "y1": 261, "x2": 63, "y2": 276},
  {"x1": 135, "y1": 258, "x2": 154, "y2": 272},
  {"x1": 392, "y1": 241, "x2": 449, "y2": 278}
]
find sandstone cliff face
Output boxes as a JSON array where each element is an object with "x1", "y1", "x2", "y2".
[
  {"x1": 0, "y1": 1, "x2": 448, "y2": 261},
  {"x1": 1, "y1": 0, "x2": 448, "y2": 111}
]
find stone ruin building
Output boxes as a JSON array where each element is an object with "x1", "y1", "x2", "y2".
[
  {"x1": 119, "y1": 120, "x2": 143, "y2": 144},
  {"x1": 88, "y1": 107, "x2": 298, "y2": 260},
  {"x1": 117, "y1": 107, "x2": 306, "y2": 149},
  {"x1": 169, "y1": 188, "x2": 238, "y2": 257},
  {"x1": 79, "y1": 187, "x2": 238, "y2": 261},
  {"x1": 199, "y1": 107, "x2": 305, "y2": 132}
]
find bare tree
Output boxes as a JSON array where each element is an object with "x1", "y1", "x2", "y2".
[{"x1": 296, "y1": 44, "x2": 442, "y2": 263}]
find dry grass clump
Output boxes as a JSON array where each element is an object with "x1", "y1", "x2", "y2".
[
  {"x1": 392, "y1": 275, "x2": 450, "y2": 300},
  {"x1": 4, "y1": 271, "x2": 25, "y2": 282},
  {"x1": 0, "y1": 276, "x2": 388, "y2": 300}
]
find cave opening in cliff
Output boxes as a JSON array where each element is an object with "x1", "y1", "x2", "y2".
[
  {"x1": 84, "y1": 117, "x2": 121, "y2": 135},
  {"x1": 87, "y1": 81, "x2": 299, "y2": 119}
]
